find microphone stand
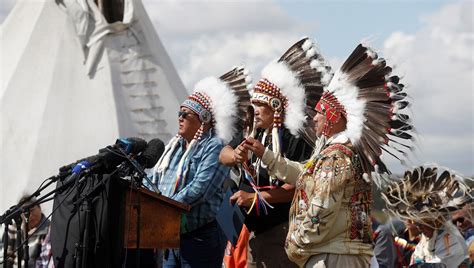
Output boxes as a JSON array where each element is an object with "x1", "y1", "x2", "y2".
[
  {"x1": 119, "y1": 150, "x2": 155, "y2": 268},
  {"x1": 71, "y1": 150, "x2": 149, "y2": 268},
  {"x1": 2, "y1": 223, "x2": 8, "y2": 268},
  {"x1": 14, "y1": 216, "x2": 22, "y2": 268},
  {"x1": 22, "y1": 209, "x2": 30, "y2": 268},
  {"x1": 0, "y1": 174, "x2": 60, "y2": 225},
  {"x1": 71, "y1": 168, "x2": 117, "y2": 268}
]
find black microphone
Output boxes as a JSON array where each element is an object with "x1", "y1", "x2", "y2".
[
  {"x1": 58, "y1": 137, "x2": 147, "y2": 178},
  {"x1": 137, "y1": 138, "x2": 165, "y2": 168},
  {"x1": 58, "y1": 160, "x2": 94, "y2": 187},
  {"x1": 115, "y1": 137, "x2": 147, "y2": 155}
]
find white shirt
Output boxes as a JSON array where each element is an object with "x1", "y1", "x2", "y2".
[{"x1": 411, "y1": 221, "x2": 468, "y2": 267}]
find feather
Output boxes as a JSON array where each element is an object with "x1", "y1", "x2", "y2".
[
  {"x1": 340, "y1": 44, "x2": 369, "y2": 72},
  {"x1": 321, "y1": 43, "x2": 415, "y2": 182},
  {"x1": 259, "y1": 37, "x2": 332, "y2": 141},
  {"x1": 382, "y1": 165, "x2": 473, "y2": 225},
  {"x1": 217, "y1": 65, "x2": 252, "y2": 138}
]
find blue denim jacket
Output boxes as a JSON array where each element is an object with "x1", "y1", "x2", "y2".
[{"x1": 154, "y1": 130, "x2": 230, "y2": 232}]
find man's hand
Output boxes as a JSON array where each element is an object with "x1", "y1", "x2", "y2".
[
  {"x1": 243, "y1": 137, "x2": 265, "y2": 158},
  {"x1": 233, "y1": 141, "x2": 249, "y2": 163},
  {"x1": 230, "y1": 190, "x2": 255, "y2": 208}
]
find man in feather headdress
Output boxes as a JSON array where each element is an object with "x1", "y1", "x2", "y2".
[
  {"x1": 240, "y1": 44, "x2": 415, "y2": 267},
  {"x1": 382, "y1": 165, "x2": 471, "y2": 268},
  {"x1": 151, "y1": 67, "x2": 250, "y2": 268},
  {"x1": 220, "y1": 38, "x2": 324, "y2": 267}
]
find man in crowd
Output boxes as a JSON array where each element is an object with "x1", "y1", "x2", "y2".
[
  {"x1": 220, "y1": 38, "x2": 324, "y2": 267},
  {"x1": 372, "y1": 218, "x2": 398, "y2": 268},
  {"x1": 1, "y1": 195, "x2": 50, "y2": 268}
]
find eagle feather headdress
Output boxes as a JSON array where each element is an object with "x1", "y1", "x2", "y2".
[
  {"x1": 251, "y1": 37, "x2": 332, "y2": 153},
  {"x1": 152, "y1": 66, "x2": 252, "y2": 191},
  {"x1": 381, "y1": 165, "x2": 473, "y2": 226},
  {"x1": 315, "y1": 44, "x2": 415, "y2": 183}
]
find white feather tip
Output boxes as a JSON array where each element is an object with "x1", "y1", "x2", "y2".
[
  {"x1": 363, "y1": 173, "x2": 370, "y2": 183},
  {"x1": 365, "y1": 47, "x2": 377, "y2": 59},
  {"x1": 306, "y1": 47, "x2": 316, "y2": 58},
  {"x1": 301, "y1": 39, "x2": 313, "y2": 51}
]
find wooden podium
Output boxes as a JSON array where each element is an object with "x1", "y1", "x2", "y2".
[
  {"x1": 50, "y1": 176, "x2": 190, "y2": 268},
  {"x1": 123, "y1": 186, "x2": 190, "y2": 249}
]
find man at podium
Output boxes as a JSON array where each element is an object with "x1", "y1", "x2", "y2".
[{"x1": 151, "y1": 67, "x2": 250, "y2": 268}]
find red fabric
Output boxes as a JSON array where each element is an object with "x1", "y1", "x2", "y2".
[
  {"x1": 223, "y1": 224, "x2": 250, "y2": 268},
  {"x1": 315, "y1": 92, "x2": 346, "y2": 136}
]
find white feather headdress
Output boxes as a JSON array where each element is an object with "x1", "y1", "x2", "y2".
[
  {"x1": 252, "y1": 37, "x2": 332, "y2": 148},
  {"x1": 193, "y1": 77, "x2": 237, "y2": 143},
  {"x1": 317, "y1": 44, "x2": 415, "y2": 178},
  {"x1": 183, "y1": 66, "x2": 252, "y2": 143},
  {"x1": 152, "y1": 66, "x2": 252, "y2": 193}
]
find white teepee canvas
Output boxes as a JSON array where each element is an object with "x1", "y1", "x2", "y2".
[{"x1": 0, "y1": 0, "x2": 188, "y2": 212}]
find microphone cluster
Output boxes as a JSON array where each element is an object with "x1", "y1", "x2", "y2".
[{"x1": 57, "y1": 137, "x2": 165, "y2": 184}]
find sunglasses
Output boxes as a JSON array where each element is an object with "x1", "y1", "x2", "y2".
[{"x1": 178, "y1": 111, "x2": 195, "y2": 119}]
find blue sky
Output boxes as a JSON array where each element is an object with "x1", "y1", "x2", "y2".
[{"x1": 278, "y1": 0, "x2": 456, "y2": 57}]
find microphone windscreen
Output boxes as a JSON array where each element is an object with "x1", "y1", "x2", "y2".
[
  {"x1": 116, "y1": 137, "x2": 147, "y2": 154},
  {"x1": 71, "y1": 160, "x2": 91, "y2": 174},
  {"x1": 95, "y1": 147, "x2": 127, "y2": 173},
  {"x1": 139, "y1": 138, "x2": 165, "y2": 168}
]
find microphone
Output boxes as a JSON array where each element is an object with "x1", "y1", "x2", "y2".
[
  {"x1": 134, "y1": 139, "x2": 165, "y2": 194},
  {"x1": 61, "y1": 160, "x2": 92, "y2": 185},
  {"x1": 57, "y1": 137, "x2": 147, "y2": 178},
  {"x1": 137, "y1": 138, "x2": 165, "y2": 168},
  {"x1": 115, "y1": 137, "x2": 147, "y2": 155}
]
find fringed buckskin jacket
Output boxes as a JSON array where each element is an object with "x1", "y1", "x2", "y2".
[{"x1": 260, "y1": 136, "x2": 374, "y2": 267}]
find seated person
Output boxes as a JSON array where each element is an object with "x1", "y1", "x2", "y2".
[{"x1": 2, "y1": 195, "x2": 50, "y2": 268}]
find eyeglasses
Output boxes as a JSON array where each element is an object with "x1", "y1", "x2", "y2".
[{"x1": 178, "y1": 111, "x2": 195, "y2": 119}]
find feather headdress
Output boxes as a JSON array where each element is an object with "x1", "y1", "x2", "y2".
[
  {"x1": 381, "y1": 165, "x2": 473, "y2": 226},
  {"x1": 153, "y1": 66, "x2": 252, "y2": 192},
  {"x1": 316, "y1": 44, "x2": 415, "y2": 179},
  {"x1": 218, "y1": 66, "x2": 253, "y2": 136},
  {"x1": 252, "y1": 37, "x2": 332, "y2": 152},
  {"x1": 182, "y1": 65, "x2": 252, "y2": 143}
]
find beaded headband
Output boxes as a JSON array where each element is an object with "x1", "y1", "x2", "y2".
[
  {"x1": 315, "y1": 92, "x2": 347, "y2": 136},
  {"x1": 181, "y1": 92, "x2": 214, "y2": 124},
  {"x1": 251, "y1": 78, "x2": 288, "y2": 112}
]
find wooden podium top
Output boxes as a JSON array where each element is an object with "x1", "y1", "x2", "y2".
[
  {"x1": 124, "y1": 186, "x2": 190, "y2": 249},
  {"x1": 137, "y1": 187, "x2": 190, "y2": 211}
]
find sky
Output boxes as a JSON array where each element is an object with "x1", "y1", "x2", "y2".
[{"x1": 1, "y1": 0, "x2": 473, "y2": 175}]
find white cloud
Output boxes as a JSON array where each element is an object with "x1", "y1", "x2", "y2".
[
  {"x1": 142, "y1": 0, "x2": 310, "y2": 88},
  {"x1": 177, "y1": 31, "x2": 302, "y2": 87},
  {"x1": 382, "y1": 0, "x2": 474, "y2": 175},
  {"x1": 143, "y1": 0, "x2": 297, "y2": 37}
]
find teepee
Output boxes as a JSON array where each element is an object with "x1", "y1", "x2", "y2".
[{"x1": 0, "y1": 0, "x2": 187, "y2": 212}]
